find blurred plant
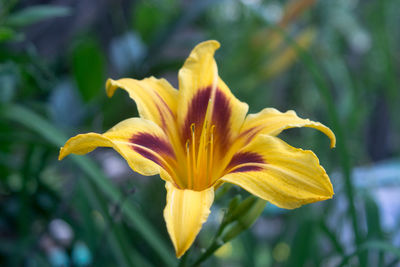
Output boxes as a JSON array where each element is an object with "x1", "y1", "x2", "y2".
[
  {"x1": 0, "y1": 2, "x2": 71, "y2": 43},
  {"x1": 252, "y1": 0, "x2": 317, "y2": 80},
  {"x1": 1, "y1": 0, "x2": 400, "y2": 266}
]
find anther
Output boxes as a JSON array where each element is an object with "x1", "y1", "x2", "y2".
[{"x1": 186, "y1": 140, "x2": 190, "y2": 150}]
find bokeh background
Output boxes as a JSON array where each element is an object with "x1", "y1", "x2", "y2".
[{"x1": 1, "y1": 0, "x2": 399, "y2": 266}]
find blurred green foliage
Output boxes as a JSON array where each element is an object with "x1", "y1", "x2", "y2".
[
  {"x1": 1, "y1": 0, "x2": 400, "y2": 266},
  {"x1": 71, "y1": 37, "x2": 106, "y2": 102}
]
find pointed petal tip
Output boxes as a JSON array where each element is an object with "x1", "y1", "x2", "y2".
[
  {"x1": 289, "y1": 110, "x2": 337, "y2": 146},
  {"x1": 164, "y1": 183, "x2": 214, "y2": 259},
  {"x1": 196, "y1": 40, "x2": 220, "y2": 50},
  {"x1": 330, "y1": 136, "x2": 336, "y2": 149},
  {"x1": 187, "y1": 40, "x2": 221, "y2": 60},
  {"x1": 322, "y1": 187, "x2": 334, "y2": 200},
  {"x1": 58, "y1": 147, "x2": 66, "y2": 161},
  {"x1": 105, "y1": 78, "x2": 117, "y2": 98},
  {"x1": 175, "y1": 250, "x2": 185, "y2": 259}
]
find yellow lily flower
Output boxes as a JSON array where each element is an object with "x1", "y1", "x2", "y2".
[{"x1": 59, "y1": 40, "x2": 336, "y2": 258}]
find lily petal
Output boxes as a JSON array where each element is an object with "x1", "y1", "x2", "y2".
[
  {"x1": 221, "y1": 134, "x2": 333, "y2": 209},
  {"x1": 164, "y1": 182, "x2": 214, "y2": 258},
  {"x1": 106, "y1": 77, "x2": 178, "y2": 135},
  {"x1": 177, "y1": 40, "x2": 248, "y2": 157},
  {"x1": 59, "y1": 118, "x2": 178, "y2": 185},
  {"x1": 177, "y1": 40, "x2": 220, "y2": 127},
  {"x1": 240, "y1": 108, "x2": 336, "y2": 148}
]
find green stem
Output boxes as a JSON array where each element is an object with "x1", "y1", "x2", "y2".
[
  {"x1": 178, "y1": 251, "x2": 189, "y2": 267},
  {"x1": 191, "y1": 240, "x2": 221, "y2": 267},
  {"x1": 190, "y1": 219, "x2": 227, "y2": 266}
]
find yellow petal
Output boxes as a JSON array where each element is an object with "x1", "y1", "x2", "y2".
[
  {"x1": 177, "y1": 40, "x2": 248, "y2": 160},
  {"x1": 178, "y1": 40, "x2": 220, "y2": 123},
  {"x1": 59, "y1": 118, "x2": 178, "y2": 185},
  {"x1": 241, "y1": 108, "x2": 336, "y2": 148},
  {"x1": 106, "y1": 77, "x2": 178, "y2": 135},
  {"x1": 221, "y1": 135, "x2": 333, "y2": 209},
  {"x1": 163, "y1": 182, "x2": 214, "y2": 258}
]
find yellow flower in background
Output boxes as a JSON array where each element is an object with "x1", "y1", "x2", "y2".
[{"x1": 59, "y1": 40, "x2": 336, "y2": 258}]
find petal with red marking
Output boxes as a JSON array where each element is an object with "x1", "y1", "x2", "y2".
[
  {"x1": 177, "y1": 41, "x2": 248, "y2": 155},
  {"x1": 220, "y1": 135, "x2": 334, "y2": 209},
  {"x1": 106, "y1": 77, "x2": 178, "y2": 136},
  {"x1": 59, "y1": 118, "x2": 179, "y2": 186},
  {"x1": 240, "y1": 108, "x2": 336, "y2": 148}
]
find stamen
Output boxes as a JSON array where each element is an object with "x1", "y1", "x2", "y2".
[
  {"x1": 196, "y1": 99, "x2": 213, "y2": 171},
  {"x1": 186, "y1": 92, "x2": 218, "y2": 189},
  {"x1": 186, "y1": 140, "x2": 192, "y2": 189},
  {"x1": 190, "y1": 123, "x2": 196, "y2": 188},
  {"x1": 207, "y1": 125, "x2": 215, "y2": 187}
]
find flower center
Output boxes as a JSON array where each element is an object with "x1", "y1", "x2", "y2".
[{"x1": 185, "y1": 122, "x2": 215, "y2": 190}]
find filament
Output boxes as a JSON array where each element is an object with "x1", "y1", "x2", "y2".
[
  {"x1": 186, "y1": 140, "x2": 192, "y2": 189},
  {"x1": 207, "y1": 125, "x2": 215, "y2": 187}
]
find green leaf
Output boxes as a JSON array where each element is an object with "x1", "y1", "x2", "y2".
[
  {"x1": 0, "y1": 104, "x2": 176, "y2": 266},
  {"x1": 319, "y1": 220, "x2": 344, "y2": 255},
  {"x1": 80, "y1": 178, "x2": 152, "y2": 267},
  {"x1": 71, "y1": 38, "x2": 105, "y2": 101},
  {"x1": 364, "y1": 195, "x2": 384, "y2": 266},
  {"x1": 0, "y1": 62, "x2": 19, "y2": 102},
  {"x1": 339, "y1": 240, "x2": 400, "y2": 266},
  {"x1": 365, "y1": 195, "x2": 383, "y2": 239},
  {"x1": 287, "y1": 219, "x2": 315, "y2": 267},
  {"x1": 5, "y1": 5, "x2": 71, "y2": 27},
  {"x1": 0, "y1": 27, "x2": 21, "y2": 43},
  {"x1": 131, "y1": 0, "x2": 178, "y2": 43}
]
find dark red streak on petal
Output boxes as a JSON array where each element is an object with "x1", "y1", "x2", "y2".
[
  {"x1": 130, "y1": 132, "x2": 175, "y2": 159},
  {"x1": 155, "y1": 91, "x2": 175, "y2": 118},
  {"x1": 156, "y1": 105, "x2": 167, "y2": 131},
  {"x1": 153, "y1": 92, "x2": 175, "y2": 132},
  {"x1": 181, "y1": 86, "x2": 212, "y2": 142},
  {"x1": 133, "y1": 146, "x2": 163, "y2": 166},
  {"x1": 211, "y1": 90, "x2": 232, "y2": 150},
  {"x1": 230, "y1": 165, "x2": 264, "y2": 173},
  {"x1": 226, "y1": 151, "x2": 265, "y2": 173},
  {"x1": 238, "y1": 126, "x2": 263, "y2": 145}
]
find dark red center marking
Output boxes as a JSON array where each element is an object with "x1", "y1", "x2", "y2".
[
  {"x1": 181, "y1": 87, "x2": 212, "y2": 143},
  {"x1": 130, "y1": 132, "x2": 175, "y2": 159},
  {"x1": 132, "y1": 146, "x2": 163, "y2": 166},
  {"x1": 181, "y1": 86, "x2": 233, "y2": 152},
  {"x1": 154, "y1": 91, "x2": 175, "y2": 131},
  {"x1": 226, "y1": 151, "x2": 265, "y2": 173},
  {"x1": 211, "y1": 89, "x2": 232, "y2": 150},
  {"x1": 237, "y1": 125, "x2": 265, "y2": 147}
]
